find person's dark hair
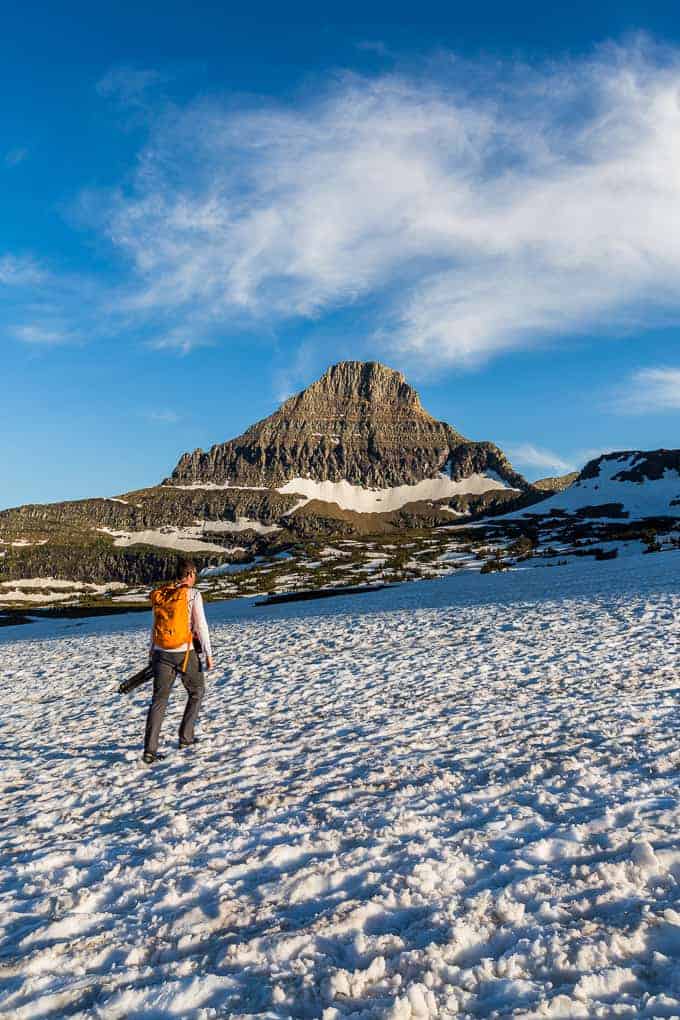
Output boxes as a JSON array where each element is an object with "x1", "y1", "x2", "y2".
[{"x1": 177, "y1": 558, "x2": 197, "y2": 580}]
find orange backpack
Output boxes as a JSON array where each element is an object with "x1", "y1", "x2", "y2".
[{"x1": 150, "y1": 584, "x2": 192, "y2": 649}]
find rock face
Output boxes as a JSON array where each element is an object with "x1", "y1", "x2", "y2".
[
  {"x1": 0, "y1": 487, "x2": 299, "y2": 584},
  {"x1": 0, "y1": 488, "x2": 297, "y2": 535},
  {"x1": 533, "y1": 472, "x2": 580, "y2": 492},
  {"x1": 167, "y1": 361, "x2": 528, "y2": 491},
  {"x1": 580, "y1": 449, "x2": 680, "y2": 485}
]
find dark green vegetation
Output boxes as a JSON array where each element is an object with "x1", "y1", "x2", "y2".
[
  {"x1": 0, "y1": 482, "x2": 542, "y2": 598},
  {"x1": 2, "y1": 506, "x2": 678, "y2": 620},
  {"x1": 0, "y1": 602, "x2": 151, "y2": 627},
  {"x1": 0, "y1": 486, "x2": 296, "y2": 585},
  {"x1": 255, "y1": 584, "x2": 392, "y2": 606}
]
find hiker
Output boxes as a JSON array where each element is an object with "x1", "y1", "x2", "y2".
[{"x1": 143, "y1": 558, "x2": 214, "y2": 764}]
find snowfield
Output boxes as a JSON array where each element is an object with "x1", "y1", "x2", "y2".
[
  {"x1": 1, "y1": 552, "x2": 680, "y2": 1019},
  {"x1": 277, "y1": 473, "x2": 515, "y2": 514}
]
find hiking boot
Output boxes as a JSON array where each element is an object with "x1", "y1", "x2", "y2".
[
  {"x1": 142, "y1": 751, "x2": 166, "y2": 764},
  {"x1": 178, "y1": 737, "x2": 199, "y2": 749}
]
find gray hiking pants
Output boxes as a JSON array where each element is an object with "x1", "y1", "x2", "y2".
[{"x1": 144, "y1": 650, "x2": 205, "y2": 754}]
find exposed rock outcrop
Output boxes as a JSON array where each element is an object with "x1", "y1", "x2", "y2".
[
  {"x1": 0, "y1": 487, "x2": 298, "y2": 536},
  {"x1": 166, "y1": 361, "x2": 528, "y2": 491},
  {"x1": 580, "y1": 449, "x2": 680, "y2": 484},
  {"x1": 533, "y1": 472, "x2": 579, "y2": 492}
]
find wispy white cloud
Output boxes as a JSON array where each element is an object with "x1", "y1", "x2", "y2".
[
  {"x1": 146, "y1": 328, "x2": 208, "y2": 354},
  {"x1": 505, "y1": 443, "x2": 575, "y2": 473},
  {"x1": 93, "y1": 39, "x2": 680, "y2": 366},
  {"x1": 574, "y1": 446, "x2": 619, "y2": 464},
  {"x1": 146, "y1": 410, "x2": 181, "y2": 424},
  {"x1": 4, "y1": 147, "x2": 28, "y2": 168},
  {"x1": 356, "y1": 40, "x2": 391, "y2": 58},
  {"x1": 0, "y1": 255, "x2": 45, "y2": 286},
  {"x1": 96, "y1": 66, "x2": 166, "y2": 108},
  {"x1": 1, "y1": 255, "x2": 109, "y2": 349},
  {"x1": 507, "y1": 442, "x2": 627, "y2": 477},
  {"x1": 0, "y1": 256, "x2": 79, "y2": 344},
  {"x1": 612, "y1": 366, "x2": 680, "y2": 413},
  {"x1": 13, "y1": 324, "x2": 73, "y2": 345},
  {"x1": 9, "y1": 41, "x2": 680, "y2": 372}
]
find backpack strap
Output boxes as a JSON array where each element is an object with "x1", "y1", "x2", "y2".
[{"x1": 180, "y1": 586, "x2": 193, "y2": 673}]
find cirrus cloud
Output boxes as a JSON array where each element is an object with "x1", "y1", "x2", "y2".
[
  {"x1": 0, "y1": 255, "x2": 46, "y2": 287},
  {"x1": 96, "y1": 66, "x2": 167, "y2": 109},
  {"x1": 505, "y1": 443, "x2": 575, "y2": 473},
  {"x1": 4, "y1": 147, "x2": 28, "y2": 168},
  {"x1": 9, "y1": 41, "x2": 680, "y2": 373},
  {"x1": 96, "y1": 39, "x2": 680, "y2": 366},
  {"x1": 12, "y1": 324, "x2": 74, "y2": 345},
  {"x1": 612, "y1": 366, "x2": 680, "y2": 413}
]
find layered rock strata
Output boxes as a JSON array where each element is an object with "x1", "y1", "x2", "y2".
[{"x1": 167, "y1": 361, "x2": 528, "y2": 492}]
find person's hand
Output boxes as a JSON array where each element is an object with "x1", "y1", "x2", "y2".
[{"x1": 206, "y1": 656, "x2": 214, "y2": 671}]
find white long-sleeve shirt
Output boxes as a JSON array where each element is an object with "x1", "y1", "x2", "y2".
[{"x1": 150, "y1": 587, "x2": 213, "y2": 659}]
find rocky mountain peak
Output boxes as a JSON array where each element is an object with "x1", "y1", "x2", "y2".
[
  {"x1": 279, "y1": 361, "x2": 432, "y2": 423},
  {"x1": 165, "y1": 360, "x2": 527, "y2": 491}
]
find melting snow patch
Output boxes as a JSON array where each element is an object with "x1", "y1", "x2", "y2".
[
  {"x1": 277, "y1": 472, "x2": 515, "y2": 513},
  {"x1": 195, "y1": 517, "x2": 281, "y2": 535},
  {"x1": 0, "y1": 590, "x2": 74, "y2": 604},
  {"x1": 97, "y1": 527, "x2": 230, "y2": 553},
  {"x1": 0, "y1": 578, "x2": 127, "y2": 592},
  {"x1": 0, "y1": 538, "x2": 49, "y2": 547},
  {"x1": 0, "y1": 577, "x2": 82, "y2": 589},
  {"x1": 199, "y1": 560, "x2": 254, "y2": 577}
]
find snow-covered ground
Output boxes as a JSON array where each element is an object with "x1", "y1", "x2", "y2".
[{"x1": 1, "y1": 552, "x2": 680, "y2": 1019}]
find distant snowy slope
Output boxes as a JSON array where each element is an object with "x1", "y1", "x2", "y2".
[{"x1": 518, "y1": 449, "x2": 680, "y2": 519}]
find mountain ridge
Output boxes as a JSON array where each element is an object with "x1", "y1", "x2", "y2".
[
  {"x1": 2, "y1": 361, "x2": 676, "y2": 596},
  {"x1": 166, "y1": 360, "x2": 527, "y2": 491}
]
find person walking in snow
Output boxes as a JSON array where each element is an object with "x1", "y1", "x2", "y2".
[{"x1": 143, "y1": 558, "x2": 214, "y2": 764}]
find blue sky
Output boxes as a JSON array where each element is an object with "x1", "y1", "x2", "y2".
[{"x1": 2, "y1": 1, "x2": 680, "y2": 508}]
